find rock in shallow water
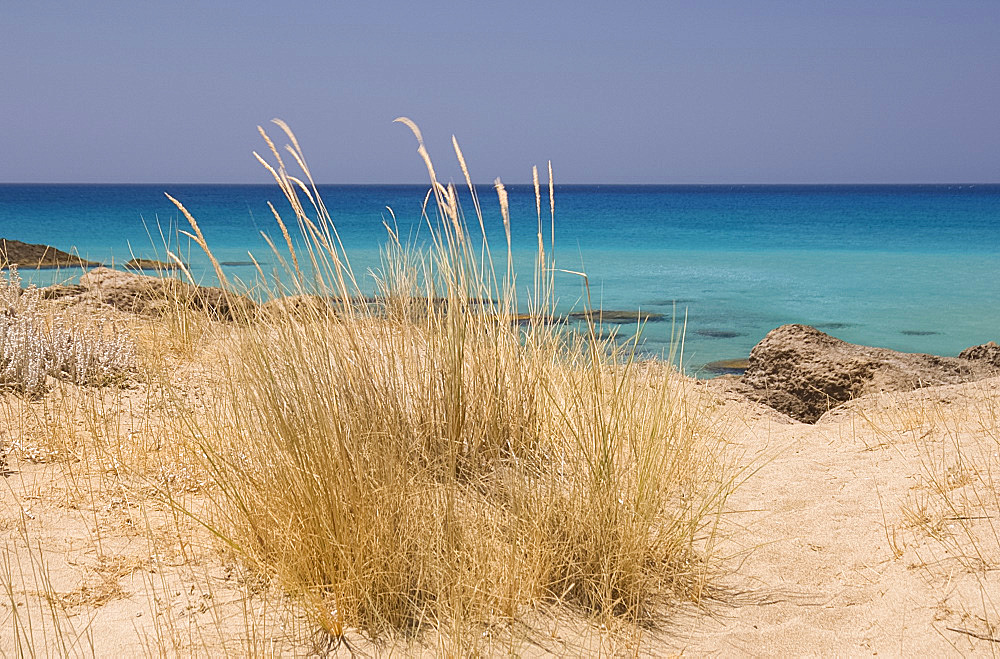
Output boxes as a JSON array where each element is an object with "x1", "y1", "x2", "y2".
[
  {"x1": 695, "y1": 329, "x2": 743, "y2": 339},
  {"x1": 124, "y1": 258, "x2": 184, "y2": 270},
  {"x1": 741, "y1": 324, "x2": 997, "y2": 423}
]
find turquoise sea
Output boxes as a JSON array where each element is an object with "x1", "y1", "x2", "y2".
[{"x1": 2, "y1": 183, "x2": 998, "y2": 376}]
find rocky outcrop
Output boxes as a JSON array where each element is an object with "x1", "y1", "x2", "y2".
[
  {"x1": 959, "y1": 341, "x2": 1000, "y2": 369},
  {"x1": 75, "y1": 267, "x2": 255, "y2": 320},
  {"x1": 1, "y1": 238, "x2": 102, "y2": 269},
  {"x1": 741, "y1": 324, "x2": 997, "y2": 423},
  {"x1": 124, "y1": 258, "x2": 184, "y2": 270}
]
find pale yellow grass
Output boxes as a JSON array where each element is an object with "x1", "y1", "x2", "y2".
[{"x1": 160, "y1": 120, "x2": 737, "y2": 652}]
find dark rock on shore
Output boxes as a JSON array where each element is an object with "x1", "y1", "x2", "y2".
[
  {"x1": 125, "y1": 258, "x2": 184, "y2": 270},
  {"x1": 740, "y1": 324, "x2": 997, "y2": 423},
  {"x1": 959, "y1": 341, "x2": 1000, "y2": 368},
  {"x1": 1, "y1": 238, "x2": 102, "y2": 269},
  {"x1": 75, "y1": 267, "x2": 255, "y2": 321},
  {"x1": 41, "y1": 284, "x2": 87, "y2": 300}
]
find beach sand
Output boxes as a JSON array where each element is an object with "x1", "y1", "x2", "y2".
[
  {"x1": 2, "y1": 300, "x2": 999, "y2": 655},
  {"x1": 682, "y1": 377, "x2": 1000, "y2": 654}
]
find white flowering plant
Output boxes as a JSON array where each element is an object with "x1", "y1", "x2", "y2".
[{"x1": 0, "y1": 266, "x2": 135, "y2": 395}]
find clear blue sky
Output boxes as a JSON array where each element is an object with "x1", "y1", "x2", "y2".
[{"x1": 3, "y1": 1, "x2": 998, "y2": 183}]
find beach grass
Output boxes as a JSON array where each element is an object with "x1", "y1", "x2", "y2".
[{"x1": 152, "y1": 120, "x2": 736, "y2": 649}]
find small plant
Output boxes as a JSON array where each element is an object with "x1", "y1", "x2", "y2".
[{"x1": 0, "y1": 265, "x2": 136, "y2": 395}]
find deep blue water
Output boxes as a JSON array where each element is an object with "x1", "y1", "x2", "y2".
[{"x1": 2, "y1": 183, "x2": 998, "y2": 375}]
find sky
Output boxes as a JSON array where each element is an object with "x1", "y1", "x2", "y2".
[{"x1": 3, "y1": 1, "x2": 999, "y2": 184}]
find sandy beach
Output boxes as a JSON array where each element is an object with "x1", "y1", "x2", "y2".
[{"x1": 3, "y1": 279, "x2": 999, "y2": 656}]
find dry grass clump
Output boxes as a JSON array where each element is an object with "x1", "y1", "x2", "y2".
[
  {"x1": 0, "y1": 265, "x2": 135, "y2": 395},
  {"x1": 171, "y1": 120, "x2": 734, "y2": 649}
]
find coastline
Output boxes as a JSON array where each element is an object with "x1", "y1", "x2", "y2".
[
  {"x1": 3, "y1": 183, "x2": 1000, "y2": 373},
  {"x1": 6, "y1": 254, "x2": 996, "y2": 381},
  {"x1": 16, "y1": 265, "x2": 1000, "y2": 418}
]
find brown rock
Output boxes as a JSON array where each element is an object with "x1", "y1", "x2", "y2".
[
  {"x1": 742, "y1": 324, "x2": 995, "y2": 423},
  {"x1": 124, "y1": 258, "x2": 184, "y2": 270},
  {"x1": 959, "y1": 341, "x2": 1000, "y2": 368},
  {"x1": 0, "y1": 238, "x2": 102, "y2": 269},
  {"x1": 77, "y1": 267, "x2": 255, "y2": 321},
  {"x1": 41, "y1": 284, "x2": 87, "y2": 300}
]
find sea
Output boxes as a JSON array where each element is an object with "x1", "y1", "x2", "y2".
[{"x1": 2, "y1": 183, "x2": 998, "y2": 377}]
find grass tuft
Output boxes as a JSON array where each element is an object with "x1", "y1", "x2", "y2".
[{"x1": 168, "y1": 120, "x2": 735, "y2": 648}]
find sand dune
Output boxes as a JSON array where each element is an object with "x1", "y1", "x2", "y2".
[{"x1": 2, "y1": 299, "x2": 999, "y2": 655}]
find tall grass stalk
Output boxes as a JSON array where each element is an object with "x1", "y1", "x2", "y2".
[{"x1": 174, "y1": 120, "x2": 733, "y2": 647}]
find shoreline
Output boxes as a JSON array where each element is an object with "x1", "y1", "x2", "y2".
[
  {"x1": 3, "y1": 225, "x2": 998, "y2": 377},
  {"x1": 3, "y1": 182, "x2": 999, "y2": 373},
  {"x1": 14, "y1": 265, "x2": 997, "y2": 423},
  {"x1": 7, "y1": 259, "x2": 994, "y2": 384}
]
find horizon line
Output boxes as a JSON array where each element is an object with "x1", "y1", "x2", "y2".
[{"x1": 2, "y1": 181, "x2": 999, "y2": 187}]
